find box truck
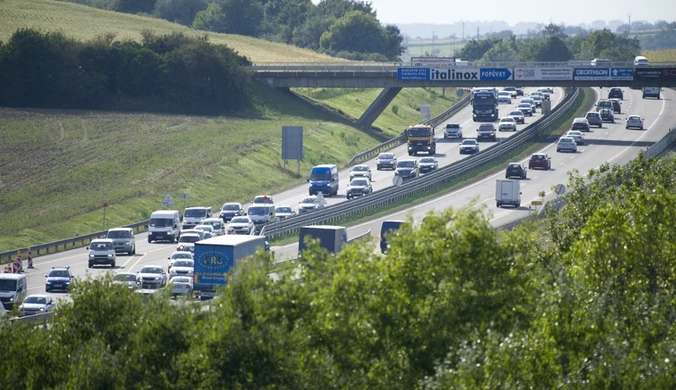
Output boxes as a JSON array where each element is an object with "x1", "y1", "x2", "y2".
[
  {"x1": 298, "y1": 225, "x2": 348, "y2": 256},
  {"x1": 193, "y1": 235, "x2": 267, "y2": 299},
  {"x1": 496, "y1": 180, "x2": 522, "y2": 208}
]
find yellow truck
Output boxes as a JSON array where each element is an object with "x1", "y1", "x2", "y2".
[{"x1": 406, "y1": 124, "x2": 436, "y2": 156}]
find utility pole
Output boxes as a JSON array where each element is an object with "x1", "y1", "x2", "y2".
[
  {"x1": 462, "y1": 22, "x2": 465, "y2": 41},
  {"x1": 628, "y1": 14, "x2": 632, "y2": 35},
  {"x1": 477, "y1": 27, "x2": 480, "y2": 38},
  {"x1": 432, "y1": 30, "x2": 436, "y2": 56}
]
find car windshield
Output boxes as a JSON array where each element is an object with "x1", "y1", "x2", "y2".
[
  {"x1": 518, "y1": 104, "x2": 530, "y2": 108},
  {"x1": 179, "y1": 235, "x2": 200, "y2": 243},
  {"x1": 378, "y1": 153, "x2": 394, "y2": 160},
  {"x1": 407, "y1": 128, "x2": 432, "y2": 137},
  {"x1": 522, "y1": 99, "x2": 533, "y2": 103},
  {"x1": 149, "y1": 218, "x2": 172, "y2": 227},
  {"x1": 420, "y1": 158, "x2": 435, "y2": 163},
  {"x1": 568, "y1": 132, "x2": 581, "y2": 136},
  {"x1": 205, "y1": 221, "x2": 223, "y2": 229},
  {"x1": 247, "y1": 207, "x2": 267, "y2": 215},
  {"x1": 398, "y1": 161, "x2": 415, "y2": 168},
  {"x1": 275, "y1": 207, "x2": 292, "y2": 213},
  {"x1": 479, "y1": 125, "x2": 494, "y2": 130},
  {"x1": 222, "y1": 204, "x2": 240, "y2": 211},
  {"x1": 498, "y1": 92, "x2": 510, "y2": 96},
  {"x1": 24, "y1": 296, "x2": 48, "y2": 304},
  {"x1": 171, "y1": 252, "x2": 192, "y2": 259},
  {"x1": 49, "y1": 270, "x2": 70, "y2": 278},
  {"x1": 310, "y1": 169, "x2": 332, "y2": 180},
  {"x1": 253, "y1": 196, "x2": 272, "y2": 203},
  {"x1": 231, "y1": 217, "x2": 250, "y2": 223},
  {"x1": 352, "y1": 166, "x2": 368, "y2": 172},
  {"x1": 301, "y1": 197, "x2": 316, "y2": 204},
  {"x1": 90, "y1": 242, "x2": 113, "y2": 250},
  {"x1": 0, "y1": 279, "x2": 17, "y2": 291},
  {"x1": 351, "y1": 179, "x2": 369, "y2": 186},
  {"x1": 587, "y1": 113, "x2": 599, "y2": 118},
  {"x1": 509, "y1": 164, "x2": 521, "y2": 169},
  {"x1": 500, "y1": 118, "x2": 514, "y2": 122},
  {"x1": 446, "y1": 123, "x2": 460, "y2": 128},
  {"x1": 107, "y1": 230, "x2": 131, "y2": 238},
  {"x1": 173, "y1": 260, "x2": 193, "y2": 268},
  {"x1": 461, "y1": 140, "x2": 477, "y2": 145},
  {"x1": 510, "y1": 111, "x2": 523, "y2": 115},
  {"x1": 629, "y1": 116, "x2": 640, "y2": 120},
  {"x1": 184, "y1": 209, "x2": 207, "y2": 217},
  {"x1": 114, "y1": 274, "x2": 136, "y2": 282},
  {"x1": 171, "y1": 277, "x2": 190, "y2": 284},
  {"x1": 532, "y1": 95, "x2": 542, "y2": 100},
  {"x1": 560, "y1": 138, "x2": 573, "y2": 143},
  {"x1": 531, "y1": 154, "x2": 545, "y2": 160},
  {"x1": 141, "y1": 267, "x2": 162, "y2": 274},
  {"x1": 194, "y1": 225, "x2": 212, "y2": 231}
]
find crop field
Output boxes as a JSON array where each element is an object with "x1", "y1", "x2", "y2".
[
  {"x1": 642, "y1": 49, "x2": 676, "y2": 62},
  {"x1": 0, "y1": 0, "x2": 341, "y2": 63}
]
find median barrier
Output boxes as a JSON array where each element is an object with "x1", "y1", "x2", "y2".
[{"x1": 11, "y1": 311, "x2": 53, "y2": 324}]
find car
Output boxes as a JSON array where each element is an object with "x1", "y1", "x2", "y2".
[
  {"x1": 219, "y1": 202, "x2": 244, "y2": 222},
  {"x1": 521, "y1": 98, "x2": 537, "y2": 111},
  {"x1": 274, "y1": 205, "x2": 296, "y2": 220},
  {"x1": 515, "y1": 87, "x2": 524, "y2": 96},
  {"x1": 380, "y1": 220, "x2": 408, "y2": 254},
  {"x1": 349, "y1": 164, "x2": 372, "y2": 180},
  {"x1": 113, "y1": 272, "x2": 139, "y2": 289},
  {"x1": 516, "y1": 103, "x2": 533, "y2": 116},
  {"x1": 444, "y1": 123, "x2": 463, "y2": 139},
  {"x1": 599, "y1": 108, "x2": 615, "y2": 123},
  {"x1": 505, "y1": 162, "x2": 528, "y2": 179},
  {"x1": 45, "y1": 267, "x2": 73, "y2": 293},
  {"x1": 608, "y1": 87, "x2": 623, "y2": 100},
  {"x1": 585, "y1": 111, "x2": 603, "y2": 128},
  {"x1": 418, "y1": 157, "x2": 438, "y2": 172},
  {"x1": 476, "y1": 123, "x2": 497, "y2": 142},
  {"x1": 538, "y1": 87, "x2": 554, "y2": 94},
  {"x1": 556, "y1": 136, "x2": 578, "y2": 153},
  {"x1": 591, "y1": 58, "x2": 612, "y2": 67},
  {"x1": 502, "y1": 87, "x2": 517, "y2": 98},
  {"x1": 609, "y1": 99, "x2": 622, "y2": 114},
  {"x1": 498, "y1": 117, "x2": 517, "y2": 132},
  {"x1": 193, "y1": 224, "x2": 214, "y2": 238},
  {"x1": 106, "y1": 227, "x2": 136, "y2": 255},
  {"x1": 531, "y1": 94, "x2": 544, "y2": 108},
  {"x1": 252, "y1": 195, "x2": 274, "y2": 205},
  {"x1": 19, "y1": 295, "x2": 55, "y2": 316},
  {"x1": 508, "y1": 110, "x2": 525, "y2": 124},
  {"x1": 395, "y1": 159, "x2": 419, "y2": 180},
  {"x1": 168, "y1": 251, "x2": 193, "y2": 268},
  {"x1": 528, "y1": 153, "x2": 551, "y2": 170},
  {"x1": 87, "y1": 239, "x2": 116, "y2": 268},
  {"x1": 571, "y1": 117, "x2": 591, "y2": 132},
  {"x1": 346, "y1": 178, "x2": 373, "y2": 199},
  {"x1": 175, "y1": 243, "x2": 195, "y2": 255},
  {"x1": 298, "y1": 195, "x2": 326, "y2": 214},
  {"x1": 497, "y1": 91, "x2": 512, "y2": 103},
  {"x1": 176, "y1": 233, "x2": 201, "y2": 250},
  {"x1": 169, "y1": 259, "x2": 194, "y2": 278},
  {"x1": 201, "y1": 217, "x2": 225, "y2": 236},
  {"x1": 227, "y1": 216, "x2": 255, "y2": 235},
  {"x1": 137, "y1": 265, "x2": 167, "y2": 289},
  {"x1": 459, "y1": 139, "x2": 480, "y2": 154},
  {"x1": 596, "y1": 100, "x2": 613, "y2": 111},
  {"x1": 626, "y1": 115, "x2": 645, "y2": 130},
  {"x1": 376, "y1": 152, "x2": 397, "y2": 170},
  {"x1": 168, "y1": 276, "x2": 193, "y2": 298},
  {"x1": 542, "y1": 92, "x2": 551, "y2": 101},
  {"x1": 566, "y1": 130, "x2": 585, "y2": 145}
]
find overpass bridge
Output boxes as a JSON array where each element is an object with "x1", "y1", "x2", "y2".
[{"x1": 249, "y1": 61, "x2": 676, "y2": 128}]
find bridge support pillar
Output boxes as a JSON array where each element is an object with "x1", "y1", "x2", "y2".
[{"x1": 356, "y1": 87, "x2": 402, "y2": 129}]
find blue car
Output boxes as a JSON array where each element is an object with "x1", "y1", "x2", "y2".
[{"x1": 45, "y1": 267, "x2": 73, "y2": 293}]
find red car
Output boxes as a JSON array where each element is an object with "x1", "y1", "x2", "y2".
[{"x1": 528, "y1": 153, "x2": 551, "y2": 170}]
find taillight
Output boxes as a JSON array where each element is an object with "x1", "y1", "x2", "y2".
[{"x1": 185, "y1": 284, "x2": 190, "y2": 289}]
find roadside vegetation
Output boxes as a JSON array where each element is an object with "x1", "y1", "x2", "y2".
[
  {"x1": 4, "y1": 151, "x2": 676, "y2": 388},
  {"x1": 642, "y1": 48, "x2": 676, "y2": 62}
]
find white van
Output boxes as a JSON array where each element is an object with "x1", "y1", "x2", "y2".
[
  {"x1": 643, "y1": 87, "x2": 661, "y2": 99},
  {"x1": 87, "y1": 238, "x2": 116, "y2": 268},
  {"x1": 0, "y1": 273, "x2": 28, "y2": 310},
  {"x1": 148, "y1": 210, "x2": 181, "y2": 243},
  {"x1": 634, "y1": 56, "x2": 650, "y2": 67},
  {"x1": 182, "y1": 206, "x2": 212, "y2": 229}
]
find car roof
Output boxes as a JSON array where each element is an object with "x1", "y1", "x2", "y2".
[
  {"x1": 108, "y1": 227, "x2": 133, "y2": 232},
  {"x1": 115, "y1": 272, "x2": 137, "y2": 276},
  {"x1": 50, "y1": 267, "x2": 70, "y2": 271},
  {"x1": 573, "y1": 117, "x2": 587, "y2": 122},
  {"x1": 560, "y1": 136, "x2": 574, "y2": 141},
  {"x1": 352, "y1": 164, "x2": 369, "y2": 168}
]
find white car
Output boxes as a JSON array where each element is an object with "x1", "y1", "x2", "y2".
[
  {"x1": 193, "y1": 224, "x2": 214, "y2": 238},
  {"x1": 176, "y1": 243, "x2": 195, "y2": 254},
  {"x1": 176, "y1": 233, "x2": 201, "y2": 251},
  {"x1": 565, "y1": 130, "x2": 584, "y2": 145},
  {"x1": 274, "y1": 205, "x2": 296, "y2": 220},
  {"x1": 168, "y1": 251, "x2": 193, "y2": 267},
  {"x1": 298, "y1": 195, "x2": 326, "y2": 214},
  {"x1": 19, "y1": 295, "x2": 55, "y2": 316},
  {"x1": 168, "y1": 276, "x2": 193, "y2": 298},
  {"x1": 201, "y1": 217, "x2": 225, "y2": 236},
  {"x1": 349, "y1": 165, "x2": 372, "y2": 180},
  {"x1": 227, "y1": 216, "x2": 255, "y2": 235},
  {"x1": 459, "y1": 139, "x2": 480, "y2": 154},
  {"x1": 498, "y1": 117, "x2": 517, "y2": 132},
  {"x1": 508, "y1": 110, "x2": 525, "y2": 124},
  {"x1": 169, "y1": 259, "x2": 194, "y2": 277},
  {"x1": 137, "y1": 265, "x2": 168, "y2": 289},
  {"x1": 497, "y1": 91, "x2": 512, "y2": 103},
  {"x1": 112, "y1": 272, "x2": 139, "y2": 289},
  {"x1": 556, "y1": 136, "x2": 578, "y2": 153},
  {"x1": 626, "y1": 115, "x2": 645, "y2": 130}
]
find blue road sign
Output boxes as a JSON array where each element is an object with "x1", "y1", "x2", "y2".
[
  {"x1": 611, "y1": 68, "x2": 633, "y2": 80},
  {"x1": 398, "y1": 68, "x2": 430, "y2": 81},
  {"x1": 574, "y1": 68, "x2": 610, "y2": 80},
  {"x1": 480, "y1": 68, "x2": 513, "y2": 81}
]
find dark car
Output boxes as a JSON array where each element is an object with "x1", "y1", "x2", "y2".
[
  {"x1": 610, "y1": 99, "x2": 622, "y2": 114},
  {"x1": 45, "y1": 267, "x2": 73, "y2": 293},
  {"x1": 219, "y1": 202, "x2": 244, "y2": 222},
  {"x1": 505, "y1": 162, "x2": 528, "y2": 179},
  {"x1": 515, "y1": 87, "x2": 524, "y2": 96},
  {"x1": 380, "y1": 220, "x2": 408, "y2": 254},
  {"x1": 528, "y1": 153, "x2": 551, "y2": 170},
  {"x1": 571, "y1": 118, "x2": 591, "y2": 132},
  {"x1": 395, "y1": 159, "x2": 419, "y2": 180},
  {"x1": 346, "y1": 178, "x2": 372, "y2": 199},
  {"x1": 608, "y1": 87, "x2": 623, "y2": 100},
  {"x1": 599, "y1": 108, "x2": 615, "y2": 123},
  {"x1": 418, "y1": 157, "x2": 438, "y2": 173}
]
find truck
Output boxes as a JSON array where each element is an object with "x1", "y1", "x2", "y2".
[
  {"x1": 192, "y1": 235, "x2": 267, "y2": 299},
  {"x1": 496, "y1": 179, "x2": 522, "y2": 208},
  {"x1": 405, "y1": 124, "x2": 436, "y2": 156},
  {"x1": 642, "y1": 87, "x2": 660, "y2": 99},
  {"x1": 472, "y1": 89, "x2": 499, "y2": 122},
  {"x1": 298, "y1": 225, "x2": 348, "y2": 256}
]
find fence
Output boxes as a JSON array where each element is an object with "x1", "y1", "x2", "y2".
[
  {"x1": 347, "y1": 91, "x2": 472, "y2": 166},
  {"x1": 261, "y1": 87, "x2": 581, "y2": 241}
]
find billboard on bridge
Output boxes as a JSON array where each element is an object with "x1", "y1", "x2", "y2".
[
  {"x1": 397, "y1": 68, "x2": 513, "y2": 81},
  {"x1": 574, "y1": 68, "x2": 633, "y2": 81},
  {"x1": 634, "y1": 68, "x2": 676, "y2": 82},
  {"x1": 514, "y1": 67, "x2": 573, "y2": 81}
]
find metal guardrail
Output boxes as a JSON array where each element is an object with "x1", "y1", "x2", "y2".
[
  {"x1": 347, "y1": 229, "x2": 371, "y2": 244},
  {"x1": 347, "y1": 91, "x2": 472, "y2": 166},
  {"x1": 262, "y1": 87, "x2": 581, "y2": 241},
  {"x1": 11, "y1": 312, "x2": 53, "y2": 323}
]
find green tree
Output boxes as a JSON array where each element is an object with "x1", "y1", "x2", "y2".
[
  {"x1": 479, "y1": 37, "x2": 518, "y2": 62},
  {"x1": 193, "y1": 0, "x2": 263, "y2": 36},
  {"x1": 153, "y1": 0, "x2": 208, "y2": 26},
  {"x1": 260, "y1": 0, "x2": 313, "y2": 44},
  {"x1": 455, "y1": 38, "x2": 501, "y2": 61},
  {"x1": 535, "y1": 36, "x2": 573, "y2": 61},
  {"x1": 319, "y1": 11, "x2": 385, "y2": 55}
]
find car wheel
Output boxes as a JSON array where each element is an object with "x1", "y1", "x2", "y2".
[
  {"x1": 88, "y1": 262, "x2": 93, "y2": 268},
  {"x1": 640, "y1": 126, "x2": 643, "y2": 130},
  {"x1": 147, "y1": 238, "x2": 152, "y2": 244},
  {"x1": 46, "y1": 288, "x2": 50, "y2": 293},
  {"x1": 111, "y1": 261, "x2": 116, "y2": 268}
]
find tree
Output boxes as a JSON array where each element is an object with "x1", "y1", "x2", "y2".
[
  {"x1": 534, "y1": 36, "x2": 573, "y2": 61},
  {"x1": 319, "y1": 10, "x2": 401, "y2": 60},
  {"x1": 479, "y1": 37, "x2": 518, "y2": 62},
  {"x1": 193, "y1": 0, "x2": 263, "y2": 36},
  {"x1": 455, "y1": 38, "x2": 501, "y2": 61},
  {"x1": 260, "y1": 0, "x2": 313, "y2": 44},
  {"x1": 153, "y1": 0, "x2": 208, "y2": 26}
]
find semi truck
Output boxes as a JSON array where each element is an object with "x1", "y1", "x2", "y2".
[
  {"x1": 472, "y1": 89, "x2": 499, "y2": 122},
  {"x1": 496, "y1": 179, "x2": 522, "y2": 208},
  {"x1": 193, "y1": 235, "x2": 267, "y2": 299},
  {"x1": 298, "y1": 225, "x2": 348, "y2": 256},
  {"x1": 405, "y1": 124, "x2": 436, "y2": 156}
]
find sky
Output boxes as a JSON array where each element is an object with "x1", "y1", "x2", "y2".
[{"x1": 332, "y1": 0, "x2": 675, "y2": 26}]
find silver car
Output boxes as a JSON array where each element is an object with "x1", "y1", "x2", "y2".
[
  {"x1": 19, "y1": 295, "x2": 55, "y2": 316},
  {"x1": 585, "y1": 111, "x2": 603, "y2": 128},
  {"x1": 112, "y1": 272, "x2": 139, "y2": 289},
  {"x1": 556, "y1": 136, "x2": 578, "y2": 153},
  {"x1": 227, "y1": 216, "x2": 255, "y2": 235},
  {"x1": 169, "y1": 259, "x2": 194, "y2": 278},
  {"x1": 625, "y1": 115, "x2": 645, "y2": 130},
  {"x1": 106, "y1": 227, "x2": 136, "y2": 255},
  {"x1": 137, "y1": 265, "x2": 167, "y2": 289},
  {"x1": 565, "y1": 130, "x2": 584, "y2": 145},
  {"x1": 168, "y1": 276, "x2": 193, "y2": 298},
  {"x1": 349, "y1": 165, "x2": 372, "y2": 180},
  {"x1": 444, "y1": 123, "x2": 463, "y2": 139},
  {"x1": 498, "y1": 117, "x2": 517, "y2": 132},
  {"x1": 376, "y1": 153, "x2": 397, "y2": 170},
  {"x1": 508, "y1": 110, "x2": 525, "y2": 124}
]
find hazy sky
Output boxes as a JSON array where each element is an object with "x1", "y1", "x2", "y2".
[{"x1": 328, "y1": 0, "x2": 674, "y2": 26}]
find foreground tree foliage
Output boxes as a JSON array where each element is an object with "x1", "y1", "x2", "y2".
[{"x1": 3, "y1": 154, "x2": 676, "y2": 388}]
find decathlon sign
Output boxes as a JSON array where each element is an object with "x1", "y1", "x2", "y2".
[{"x1": 574, "y1": 68, "x2": 610, "y2": 80}]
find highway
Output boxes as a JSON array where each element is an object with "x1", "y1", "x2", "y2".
[{"x1": 23, "y1": 86, "x2": 674, "y2": 306}]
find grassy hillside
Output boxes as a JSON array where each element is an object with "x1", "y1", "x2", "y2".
[
  {"x1": 642, "y1": 49, "x2": 676, "y2": 62},
  {"x1": 0, "y1": 0, "x2": 339, "y2": 63}
]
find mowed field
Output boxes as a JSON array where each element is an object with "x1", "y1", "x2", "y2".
[
  {"x1": 0, "y1": 0, "x2": 339, "y2": 63},
  {"x1": 642, "y1": 49, "x2": 676, "y2": 62}
]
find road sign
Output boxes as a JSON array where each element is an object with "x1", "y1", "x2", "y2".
[
  {"x1": 479, "y1": 68, "x2": 513, "y2": 81},
  {"x1": 610, "y1": 68, "x2": 633, "y2": 80},
  {"x1": 555, "y1": 184, "x2": 566, "y2": 195},
  {"x1": 392, "y1": 175, "x2": 403, "y2": 187},
  {"x1": 398, "y1": 67, "x2": 431, "y2": 80},
  {"x1": 633, "y1": 67, "x2": 676, "y2": 82},
  {"x1": 514, "y1": 67, "x2": 573, "y2": 80},
  {"x1": 456, "y1": 88, "x2": 464, "y2": 97},
  {"x1": 574, "y1": 68, "x2": 610, "y2": 80},
  {"x1": 178, "y1": 193, "x2": 191, "y2": 199},
  {"x1": 411, "y1": 57, "x2": 455, "y2": 67},
  {"x1": 429, "y1": 68, "x2": 480, "y2": 81},
  {"x1": 420, "y1": 104, "x2": 431, "y2": 121},
  {"x1": 161, "y1": 193, "x2": 174, "y2": 207},
  {"x1": 531, "y1": 200, "x2": 543, "y2": 206}
]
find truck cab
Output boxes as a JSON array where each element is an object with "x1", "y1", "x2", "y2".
[
  {"x1": 472, "y1": 89, "x2": 499, "y2": 122},
  {"x1": 406, "y1": 124, "x2": 436, "y2": 156}
]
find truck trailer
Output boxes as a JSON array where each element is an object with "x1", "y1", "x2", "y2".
[{"x1": 298, "y1": 225, "x2": 348, "y2": 256}]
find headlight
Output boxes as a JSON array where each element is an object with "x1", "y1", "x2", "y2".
[
  {"x1": 89, "y1": 254, "x2": 95, "y2": 258},
  {"x1": 148, "y1": 232, "x2": 153, "y2": 235},
  {"x1": 108, "y1": 254, "x2": 113, "y2": 257},
  {"x1": 40, "y1": 308, "x2": 45, "y2": 312}
]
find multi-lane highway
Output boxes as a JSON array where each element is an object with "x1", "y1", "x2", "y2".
[{"x1": 20, "y1": 86, "x2": 676, "y2": 306}]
